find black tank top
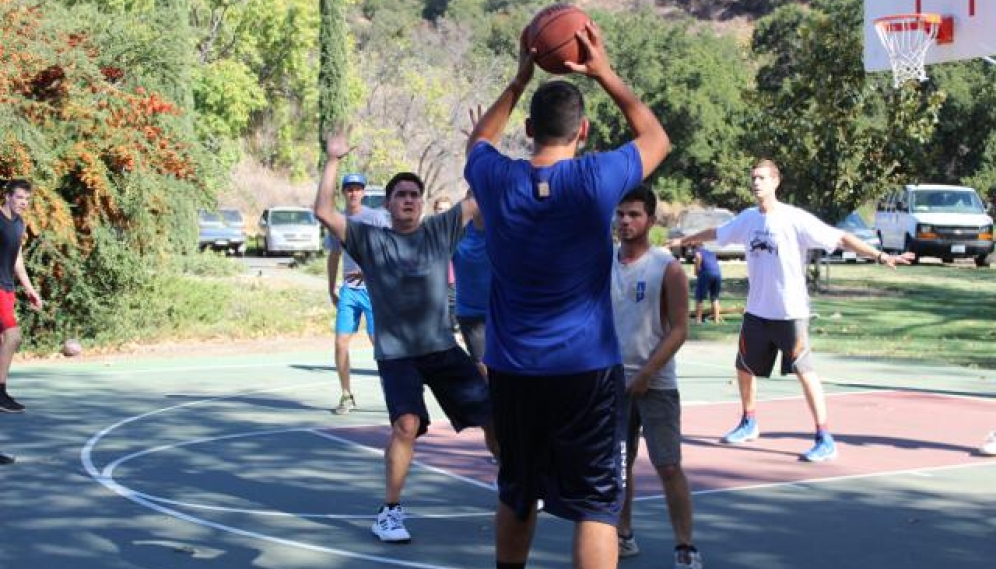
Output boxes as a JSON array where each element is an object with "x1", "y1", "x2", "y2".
[{"x1": 0, "y1": 210, "x2": 25, "y2": 292}]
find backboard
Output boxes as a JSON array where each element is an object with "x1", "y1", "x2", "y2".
[{"x1": 864, "y1": 0, "x2": 996, "y2": 72}]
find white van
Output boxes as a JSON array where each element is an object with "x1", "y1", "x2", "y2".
[
  {"x1": 257, "y1": 207, "x2": 322, "y2": 256},
  {"x1": 874, "y1": 184, "x2": 993, "y2": 266}
]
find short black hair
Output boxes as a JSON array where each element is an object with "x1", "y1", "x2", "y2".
[
  {"x1": 2, "y1": 179, "x2": 32, "y2": 196},
  {"x1": 529, "y1": 80, "x2": 584, "y2": 145},
  {"x1": 620, "y1": 185, "x2": 657, "y2": 218},
  {"x1": 385, "y1": 172, "x2": 425, "y2": 199}
]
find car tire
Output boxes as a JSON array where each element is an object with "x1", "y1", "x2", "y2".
[
  {"x1": 975, "y1": 254, "x2": 991, "y2": 268},
  {"x1": 904, "y1": 235, "x2": 920, "y2": 265}
]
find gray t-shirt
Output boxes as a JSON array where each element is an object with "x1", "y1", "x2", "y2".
[
  {"x1": 344, "y1": 205, "x2": 466, "y2": 359},
  {"x1": 325, "y1": 206, "x2": 390, "y2": 289}
]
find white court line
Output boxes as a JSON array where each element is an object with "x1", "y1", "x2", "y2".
[
  {"x1": 631, "y1": 462, "x2": 996, "y2": 503},
  {"x1": 81, "y1": 382, "x2": 485, "y2": 569},
  {"x1": 101, "y1": 427, "x2": 492, "y2": 519},
  {"x1": 82, "y1": 377, "x2": 996, "y2": 566}
]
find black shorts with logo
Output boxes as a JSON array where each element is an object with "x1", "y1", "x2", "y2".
[{"x1": 490, "y1": 365, "x2": 626, "y2": 524}]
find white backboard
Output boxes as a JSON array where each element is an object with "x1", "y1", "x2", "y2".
[{"x1": 864, "y1": 0, "x2": 996, "y2": 72}]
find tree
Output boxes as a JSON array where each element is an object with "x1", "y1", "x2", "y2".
[
  {"x1": 746, "y1": 0, "x2": 943, "y2": 224},
  {"x1": 319, "y1": 0, "x2": 350, "y2": 157},
  {"x1": 582, "y1": 9, "x2": 753, "y2": 207}
]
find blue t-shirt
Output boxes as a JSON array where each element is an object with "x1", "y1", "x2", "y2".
[
  {"x1": 696, "y1": 248, "x2": 721, "y2": 277},
  {"x1": 464, "y1": 141, "x2": 643, "y2": 374},
  {"x1": 453, "y1": 222, "x2": 491, "y2": 319}
]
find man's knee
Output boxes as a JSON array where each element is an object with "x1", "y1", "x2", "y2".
[
  {"x1": 392, "y1": 415, "x2": 421, "y2": 441},
  {"x1": 658, "y1": 463, "x2": 682, "y2": 482},
  {"x1": 334, "y1": 333, "x2": 353, "y2": 353},
  {"x1": 2, "y1": 327, "x2": 22, "y2": 349}
]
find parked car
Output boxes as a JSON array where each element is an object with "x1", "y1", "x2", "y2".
[
  {"x1": 668, "y1": 208, "x2": 746, "y2": 262},
  {"x1": 361, "y1": 185, "x2": 387, "y2": 210},
  {"x1": 198, "y1": 208, "x2": 246, "y2": 256},
  {"x1": 825, "y1": 211, "x2": 881, "y2": 262},
  {"x1": 874, "y1": 184, "x2": 993, "y2": 266},
  {"x1": 257, "y1": 207, "x2": 321, "y2": 256}
]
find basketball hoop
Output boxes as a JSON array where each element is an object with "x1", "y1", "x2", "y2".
[{"x1": 874, "y1": 13, "x2": 942, "y2": 87}]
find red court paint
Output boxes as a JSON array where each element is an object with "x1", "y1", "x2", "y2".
[{"x1": 323, "y1": 391, "x2": 994, "y2": 497}]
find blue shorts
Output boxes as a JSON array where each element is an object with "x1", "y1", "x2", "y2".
[
  {"x1": 376, "y1": 347, "x2": 492, "y2": 437},
  {"x1": 695, "y1": 272, "x2": 722, "y2": 302},
  {"x1": 490, "y1": 366, "x2": 626, "y2": 524},
  {"x1": 335, "y1": 286, "x2": 375, "y2": 335}
]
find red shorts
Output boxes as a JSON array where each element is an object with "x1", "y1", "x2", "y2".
[{"x1": 0, "y1": 290, "x2": 17, "y2": 331}]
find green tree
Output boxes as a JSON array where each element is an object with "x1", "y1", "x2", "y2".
[
  {"x1": 319, "y1": 0, "x2": 350, "y2": 155},
  {"x1": 583, "y1": 9, "x2": 753, "y2": 207},
  {"x1": 745, "y1": 0, "x2": 943, "y2": 223}
]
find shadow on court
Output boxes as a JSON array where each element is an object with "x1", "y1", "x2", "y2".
[{"x1": 1, "y1": 345, "x2": 994, "y2": 568}]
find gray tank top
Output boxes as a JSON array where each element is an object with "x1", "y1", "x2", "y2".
[{"x1": 611, "y1": 246, "x2": 679, "y2": 390}]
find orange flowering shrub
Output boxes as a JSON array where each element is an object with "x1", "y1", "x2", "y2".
[{"x1": 0, "y1": 0, "x2": 208, "y2": 343}]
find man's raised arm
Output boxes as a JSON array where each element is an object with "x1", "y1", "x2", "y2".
[{"x1": 313, "y1": 130, "x2": 350, "y2": 243}]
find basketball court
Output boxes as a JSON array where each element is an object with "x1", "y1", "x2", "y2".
[{"x1": 2, "y1": 339, "x2": 994, "y2": 568}]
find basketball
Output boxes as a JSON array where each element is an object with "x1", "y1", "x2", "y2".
[
  {"x1": 62, "y1": 339, "x2": 82, "y2": 357},
  {"x1": 525, "y1": 4, "x2": 591, "y2": 74}
]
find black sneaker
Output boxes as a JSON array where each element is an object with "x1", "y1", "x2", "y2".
[
  {"x1": 0, "y1": 452, "x2": 15, "y2": 465},
  {"x1": 0, "y1": 392, "x2": 25, "y2": 413}
]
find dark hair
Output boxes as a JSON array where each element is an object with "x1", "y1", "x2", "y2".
[
  {"x1": 620, "y1": 185, "x2": 657, "y2": 218},
  {"x1": 753, "y1": 159, "x2": 780, "y2": 180},
  {"x1": 385, "y1": 172, "x2": 425, "y2": 199},
  {"x1": 2, "y1": 179, "x2": 32, "y2": 196},
  {"x1": 529, "y1": 80, "x2": 584, "y2": 145}
]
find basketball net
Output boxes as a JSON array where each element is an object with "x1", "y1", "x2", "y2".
[{"x1": 874, "y1": 13, "x2": 941, "y2": 88}]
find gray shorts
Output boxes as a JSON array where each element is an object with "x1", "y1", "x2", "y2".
[
  {"x1": 736, "y1": 312, "x2": 815, "y2": 377},
  {"x1": 625, "y1": 389, "x2": 681, "y2": 467}
]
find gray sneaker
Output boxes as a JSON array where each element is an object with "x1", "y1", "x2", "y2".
[
  {"x1": 674, "y1": 548, "x2": 703, "y2": 569},
  {"x1": 334, "y1": 393, "x2": 356, "y2": 415},
  {"x1": 618, "y1": 533, "x2": 639, "y2": 558}
]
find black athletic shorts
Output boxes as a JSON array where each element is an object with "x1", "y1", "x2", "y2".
[
  {"x1": 490, "y1": 365, "x2": 626, "y2": 524},
  {"x1": 736, "y1": 312, "x2": 814, "y2": 377}
]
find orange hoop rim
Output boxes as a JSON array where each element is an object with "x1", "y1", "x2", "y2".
[{"x1": 874, "y1": 12, "x2": 942, "y2": 29}]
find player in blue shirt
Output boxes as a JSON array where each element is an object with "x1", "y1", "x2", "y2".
[{"x1": 464, "y1": 21, "x2": 670, "y2": 568}]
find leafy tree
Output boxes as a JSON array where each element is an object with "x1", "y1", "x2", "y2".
[
  {"x1": 583, "y1": 9, "x2": 753, "y2": 207},
  {"x1": 745, "y1": 0, "x2": 943, "y2": 223},
  {"x1": 1, "y1": 0, "x2": 208, "y2": 345},
  {"x1": 319, "y1": 0, "x2": 350, "y2": 146}
]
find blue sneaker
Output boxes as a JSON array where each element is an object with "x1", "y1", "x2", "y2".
[
  {"x1": 721, "y1": 416, "x2": 759, "y2": 444},
  {"x1": 801, "y1": 433, "x2": 838, "y2": 462}
]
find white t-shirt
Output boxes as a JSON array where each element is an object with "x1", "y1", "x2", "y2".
[{"x1": 716, "y1": 204, "x2": 843, "y2": 320}]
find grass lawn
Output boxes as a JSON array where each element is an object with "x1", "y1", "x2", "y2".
[{"x1": 688, "y1": 260, "x2": 996, "y2": 369}]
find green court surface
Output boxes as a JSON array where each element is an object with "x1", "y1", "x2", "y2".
[{"x1": 1, "y1": 340, "x2": 994, "y2": 568}]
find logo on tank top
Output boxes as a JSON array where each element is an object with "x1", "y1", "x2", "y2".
[{"x1": 634, "y1": 281, "x2": 646, "y2": 302}]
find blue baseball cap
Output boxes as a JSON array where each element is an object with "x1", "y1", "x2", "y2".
[{"x1": 341, "y1": 173, "x2": 367, "y2": 188}]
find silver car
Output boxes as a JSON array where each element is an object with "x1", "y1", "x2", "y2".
[
  {"x1": 668, "y1": 208, "x2": 746, "y2": 263},
  {"x1": 258, "y1": 207, "x2": 322, "y2": 257}
]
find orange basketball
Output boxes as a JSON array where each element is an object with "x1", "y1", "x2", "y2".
[{"x1": 525, "y1": 4, "x2": 591, "y2": 75}]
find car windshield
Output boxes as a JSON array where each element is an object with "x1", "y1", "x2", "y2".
[
  {"x1": 362, "y1": 194, "x2": 386, "y2": 209},
  {"x1": 837, "y1": 212, "x2": 869, "y2": 231},
  {"x1": 911, "y1": 190, "x2": 985, "y2": 213},
  {"x1": 270, "y1": 210, "x2": 317, "y2": 225},
  {"x1": 199, "y1": 210, "x2": 223, "y2": 223},
  {"x1": 679, "y1": 210, "x2": 733, "y2": 232},
  {"x1": 220, "y1": 210, "x2": 243, "y2": 224}
]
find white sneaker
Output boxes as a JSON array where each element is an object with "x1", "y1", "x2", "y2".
[
  {"x1": 618, "y1": 533, "x2": 639, "y2": 558},
  {"x1": 372, "y1": 505, "x2": 411, "y2": 543},
  {"x1": 674, "y1": 548, "x2": 703, "y2": 569},
  {"x1": 980, "y1": 431, "x2": 996, "y2": 456},
  {"x1": 334, "y1": 393, "x2": 356, "y2": 415}
]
